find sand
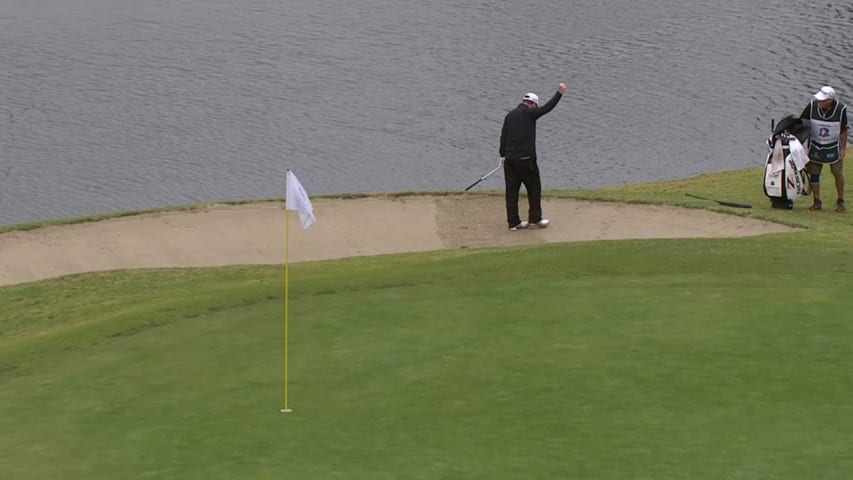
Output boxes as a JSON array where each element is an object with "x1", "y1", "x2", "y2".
[{"x1": 0, "y1": 195, "x2": 796, "y2": 286}]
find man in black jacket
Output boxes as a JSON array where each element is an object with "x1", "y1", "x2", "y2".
[{"x1": 500, "y1": 82, "x2": 566, "y2": 230}]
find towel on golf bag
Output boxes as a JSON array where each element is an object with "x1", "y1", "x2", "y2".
[
  {"x1": 787, "y1": 137, "x2": 808, "y2": 171},
  {"x1": 769, "y1": 138, "x2": 785, "y2": 174}
]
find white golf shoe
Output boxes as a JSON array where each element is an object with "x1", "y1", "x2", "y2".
[
  {"x1": 530, "y1": 218, "x2": 550, "y2": 228},
  {"x1": 509, "y1": 221, "x2": 529, "y2": 231}
]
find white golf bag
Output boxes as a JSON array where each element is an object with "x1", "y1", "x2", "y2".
[{"x1": 764, "y1": 115, "x2": 811, "y2": 209}]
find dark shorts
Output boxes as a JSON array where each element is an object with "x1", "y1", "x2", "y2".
[{"x1": 806, "y1": 158, "x2": 843, "y2": 176}]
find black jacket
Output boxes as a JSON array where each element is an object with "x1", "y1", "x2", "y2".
[{"x1": 499, "y1": 91, "x2": 562, "y2": 160}]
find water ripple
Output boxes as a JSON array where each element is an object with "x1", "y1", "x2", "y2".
[{"x1": 1, "y1": 0, "x2": 852, "y2": 224}]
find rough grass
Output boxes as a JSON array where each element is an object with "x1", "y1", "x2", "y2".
[{"x1": 2, "y1": 168, "x2": 853, "y2": 479}]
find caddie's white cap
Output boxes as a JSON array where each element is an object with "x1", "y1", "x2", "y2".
[
  {"x1": 522, "y1": 92, "x2": 540, "y2": 106},
  {"x1": 814, "y1": 85, "x2": 836, "y2": 101}
]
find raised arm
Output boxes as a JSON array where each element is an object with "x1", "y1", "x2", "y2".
[{"x1": 533, "y1": 82, "x2": 567, "y2": 118}]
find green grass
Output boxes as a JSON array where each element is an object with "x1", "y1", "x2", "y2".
[{"x1": 2, "y1": 168, "x2": 853, "y2": 479}]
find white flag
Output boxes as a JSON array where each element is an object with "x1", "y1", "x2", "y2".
[{"x1": 285, "y1": 170, "x2": 316, "y2": 229}]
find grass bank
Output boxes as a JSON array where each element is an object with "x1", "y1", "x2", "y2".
[{"x1": 2, "y1": 168, "x2": 852, "y2": 479}]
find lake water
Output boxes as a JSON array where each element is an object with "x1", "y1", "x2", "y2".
[{"x1": 1, "y1": 0, "x2": 851, "y2": 225}]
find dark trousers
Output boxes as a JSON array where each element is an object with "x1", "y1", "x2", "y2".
[{"x1": 504, "y1": 157, "x2": 542, "y2": 227}]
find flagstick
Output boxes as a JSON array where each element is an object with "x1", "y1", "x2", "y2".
[{"x1": 281, "y1": 208, "x2": 292, "y2": 414}]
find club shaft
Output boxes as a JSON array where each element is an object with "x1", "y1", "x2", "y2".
[
  {"x1": 465, "y1": 159, "x2": 503, "y2": 191},
  {"x1": 464, "y1": 179, "x2": 483, "y2": 191}
]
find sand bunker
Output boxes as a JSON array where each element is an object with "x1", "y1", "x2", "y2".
[{"x1": 0, "y1": 195, "x2": 796, "y2": 286}]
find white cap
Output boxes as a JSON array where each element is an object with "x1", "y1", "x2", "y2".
[
  {"x1": 522, "y1": 92, "x2": 540, "y2": 106},
  {"x1": 814, "y1": 86, "x2": 836, "y2": 101}
]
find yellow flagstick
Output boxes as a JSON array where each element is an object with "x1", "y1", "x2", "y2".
[
  {"x1": 281, "y1": 207, "x2": 292, "y2": 413},
  {"x1": 282, "y1": 169, "x2": 314, "y2": 414}
]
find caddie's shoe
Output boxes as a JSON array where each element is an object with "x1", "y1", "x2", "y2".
[
  {"x1": 809, "y1": 200, "x2": 822, "y2": 211},
  {"x1": 530, "y1": 218, "x2": 550, "y2": 228},
  {"x1": 509, "y1": 221, "x2": 529, "y2": 231},
  {"x1": 836, "y1": 199, "x2": 846, "y2": 213}
]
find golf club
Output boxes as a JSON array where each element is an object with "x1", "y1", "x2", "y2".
[
  {"x1": 685, "y1": 193, "x2": 752, "y2": 209},
  {"x1": 465, "y1": 158, "x2": 504, "y2": 191}
]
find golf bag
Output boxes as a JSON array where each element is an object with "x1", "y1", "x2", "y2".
[{"x1": 763, "y1": 115, "x2": 811, "y2": 209}]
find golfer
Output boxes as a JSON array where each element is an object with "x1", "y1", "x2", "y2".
[{"x1": 499, "y1": 82, "x2": 567, "y2": 230}]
